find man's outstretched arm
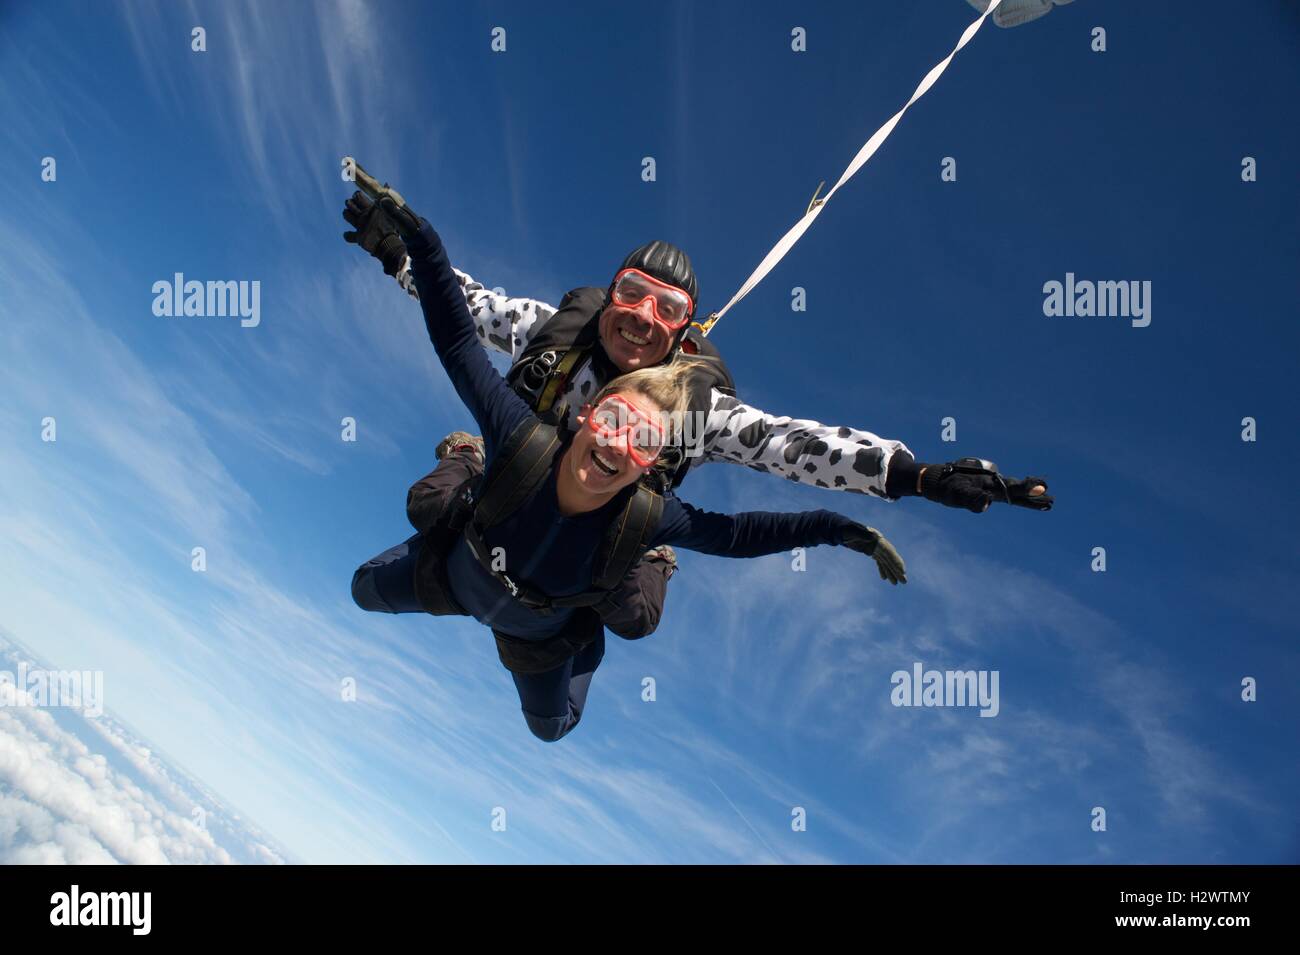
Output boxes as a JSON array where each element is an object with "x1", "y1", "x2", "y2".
[
  {"x1": 694, "y1": 391, "x2": 1052, "y2": 510},
  {"x1": 396, "y1": 260, "x2": 558, "y2": 363},
  {"x1": 694, "y1": 391, "x2": 913, "y2": 499}
]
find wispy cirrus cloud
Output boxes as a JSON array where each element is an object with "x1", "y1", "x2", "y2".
[{"x1": 654, "y1": 464, "x2": 1282, "y2": 861}]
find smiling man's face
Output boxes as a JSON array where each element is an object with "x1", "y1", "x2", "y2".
[{"x1": 597, "y1": 299, "x2": 676, "y2": 372}]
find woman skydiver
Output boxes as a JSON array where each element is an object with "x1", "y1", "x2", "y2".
[{"x1": 350, "y1": 191, "x2": 908, "y2": 743}]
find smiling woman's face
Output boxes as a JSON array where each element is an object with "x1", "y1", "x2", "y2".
[
  {"x1": 597, "y1": 302, "x2": 675, "y2": 371},
  {"x1": 565, "y1": 389, "x2": 665, "y2": 499}
]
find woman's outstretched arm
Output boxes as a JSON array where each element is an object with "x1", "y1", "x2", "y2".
[
  {"x1": 651, "y1": 497, "x2": 906, "y2": 583},
  {"x1": 651, "y1": 499, "x2": 853, "y2": 557},
  {"x1": 402, "y1": 220, "x2": 533, "y2": 458}
]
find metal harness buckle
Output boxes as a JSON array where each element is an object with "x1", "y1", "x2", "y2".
[{"x1": 520, "y1": 350, "x2": 559, "y2": 395}]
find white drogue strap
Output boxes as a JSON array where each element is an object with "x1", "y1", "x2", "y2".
[{"x1": 703, "y1": 0, "x2": 1004, "y2": 336}]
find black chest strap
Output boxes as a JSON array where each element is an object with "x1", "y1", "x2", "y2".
[
  {"x1": 591, "y1": 481, "x2": 663, "y2": 592},
  {"x1": 471, "y1": 418, "x2": 561, "y2": 528}
]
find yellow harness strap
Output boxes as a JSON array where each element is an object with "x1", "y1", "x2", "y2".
[{"x1": 536, "y1": 344, "x2": 587, "y2": 414}]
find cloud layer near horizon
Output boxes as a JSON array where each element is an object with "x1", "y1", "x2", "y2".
[{"x1": 0, "y1": 636, "x2": 287, "y2": 864}]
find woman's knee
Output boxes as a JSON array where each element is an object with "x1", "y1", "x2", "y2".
[
  {"x1": 351, "y1": 564, "x2": 392, "y2": 613},
  {"x1": 522, "y1": 710, "x2": 573, "y2": 743}
]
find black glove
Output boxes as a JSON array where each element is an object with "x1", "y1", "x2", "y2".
[
  {"x1": 1003, "y1": 474, "x2": 1053, "y2": 511},
  {"x1": 376, "y1": 196, "x2": 422, "y2": 239},
  {"x1": 342, "y1": 191, "x2": 408, "y2": 277},
  {"x1": 346, "y1": 158, "x2": 424, "y2": 238},
  {"x1": 919, "y1": 458, "x2": 1053, "y2": 513},
  {"x1": 841, "y1": 523, "x2": 907, "y2": 585}
]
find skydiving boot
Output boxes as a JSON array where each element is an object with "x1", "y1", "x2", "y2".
[
  {"x1": 644, "y1": 545, "x2": 677, "y2": 579},
  {"x1": 436, "y1": 431, "x2": 484, "y2": 462}
]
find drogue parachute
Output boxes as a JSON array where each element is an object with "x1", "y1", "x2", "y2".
[{"x1": 965, "y1": 0, "x2": 1073, "y2": 29}]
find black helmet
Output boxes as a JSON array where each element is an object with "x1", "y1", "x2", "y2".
[{"x1": 616, "y1": 241, "x2": 698, "y2": 317}]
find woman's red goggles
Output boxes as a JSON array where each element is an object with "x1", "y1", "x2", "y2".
[{"x1": 585, "y1": 393, "x2": 666, "y2": 468}]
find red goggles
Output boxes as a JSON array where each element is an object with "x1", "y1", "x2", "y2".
[
  {"x1": 610, "y1": 268, "x2": 694, "y2": 330},
  {"x1": 585, "y1": 394, "x2": 666, "y2": 468}
]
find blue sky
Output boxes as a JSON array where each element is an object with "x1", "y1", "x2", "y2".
[{"x1": 0, "y1": 0, "x2": 1296, "y2": 864}]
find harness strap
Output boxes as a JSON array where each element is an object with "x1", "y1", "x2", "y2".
[
  {"x1": 472, "y1": 418, "x2": 560, "y2": 528},
  {"x1": 593, "y1": 486, "x2": 663, "y2": 592},
  {"x1": 533, "y1": 319, "x2": 601, "y2": 414}
]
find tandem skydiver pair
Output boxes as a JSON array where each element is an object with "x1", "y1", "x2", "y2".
[{"x1": 344, "y1": 164, "x2": 1051, "y2": 742}]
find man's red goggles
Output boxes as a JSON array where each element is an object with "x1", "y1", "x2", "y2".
[{"x1": 610, "y1": 268, "x2": 694, "y2": 330}]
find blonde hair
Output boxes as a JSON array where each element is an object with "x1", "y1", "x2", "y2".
[{"x1": 594, "y1": 355, "x2": 706, "y2": 441}]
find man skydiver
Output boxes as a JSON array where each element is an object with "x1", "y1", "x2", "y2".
[{"x1": 342, "y1": 177, "x2": 1051, "y2": 637}]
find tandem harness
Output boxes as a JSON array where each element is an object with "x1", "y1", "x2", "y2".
[{"x1": 412, "y1": 415, "x2": 663, "y2": 671}]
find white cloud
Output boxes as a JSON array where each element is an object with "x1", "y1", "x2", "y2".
[{"x1": 0, "y1": 637, "x2": 286, "y2": 864}]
